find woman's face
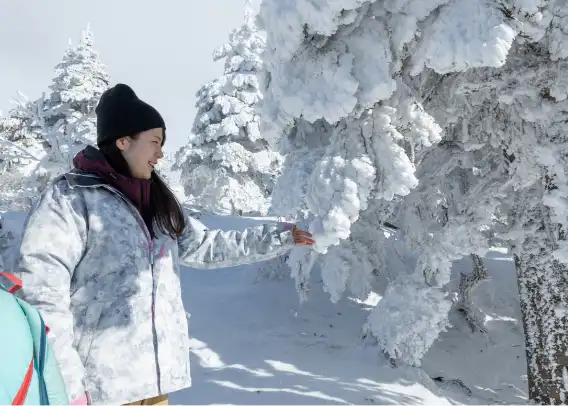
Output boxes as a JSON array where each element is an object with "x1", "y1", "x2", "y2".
[{"x1": 116, "y1": 128, "x2": 164, "y2": 179}]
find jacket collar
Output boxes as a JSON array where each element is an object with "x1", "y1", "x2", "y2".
[{"x1": 68, "y1": 145, "x2": 154, "y2": 237}]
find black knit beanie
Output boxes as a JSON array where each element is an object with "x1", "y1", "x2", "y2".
[{"x1": 95, "y1": 83, "x2": 166, "y2": 147}]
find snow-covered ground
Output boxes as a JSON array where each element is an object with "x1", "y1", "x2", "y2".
[
  {"x1": 1, "y1": 212, "x2": 527, "y2": 404},
  {"x1": 169, "y1": 215, "x2": 527, "y2": 405},
  {"x1": 423, "y1": 249, "x2": 527, "y2": 404}
]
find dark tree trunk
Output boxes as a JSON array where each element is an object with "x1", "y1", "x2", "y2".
[
  {"x1": 514, "y1": 205, "x2": 568, "y2": 404},
  {"x1": 456, "y1": 254, "x2": 489, "y2": 332}
]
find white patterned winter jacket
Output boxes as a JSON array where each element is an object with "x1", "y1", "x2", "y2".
[{"x1": 14, "y1": 171, "x2": 294, "y2": 405}]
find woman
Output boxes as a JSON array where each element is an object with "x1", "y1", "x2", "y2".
[{"x1": 14, "y1": 84, "x2": 315, "y2": 405}]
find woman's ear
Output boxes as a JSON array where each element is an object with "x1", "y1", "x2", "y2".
[{"x1": 115, "y1": 136, "x2": 130, "y2": 151}]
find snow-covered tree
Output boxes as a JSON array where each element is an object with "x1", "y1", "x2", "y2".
[
  {"x1": 419, "y1": 39, "x2": 568, "y2": 403},
  {"x1": 155, "y1": 150, "x2": 178, "y2": 184},
  {"x1": 388, "y1": 130, "x2": 504, "y2": 332},
  {"x1": 259, "y1": 0, "x2": 568, "y2": 402},
  {"x1": 0, "y1": 26, "x2": 110, "y2": 210},
  {"x1": 258, "y1": 0, "x2": 448, "y2": 361},
  {"x1": 0, "y1": 95, "x2": 55, "y2": 210},
  {"x1": 44, "y1": 25, "x2": 110, "y2": 152},
  {"x1": 155, "y1": 149, "x2": 187, "y2": 202},
  {"x1": 175, "y1": 1, "x2": 282, "y2": 216}
]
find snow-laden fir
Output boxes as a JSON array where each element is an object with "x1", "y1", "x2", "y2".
[
  {"x1": 174, "y1": 1, "x2": 283, "y2": 216},
  {"x1": 0, "y1": 27, "x2": 110, "y2": 211},
  {"x1": 258, "y1": 0, "x2": 568, "y2": 402}
]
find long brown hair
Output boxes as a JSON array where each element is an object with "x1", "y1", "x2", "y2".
[{"x1": 99, "y1": 137, "x2": 186, "y2": 238}]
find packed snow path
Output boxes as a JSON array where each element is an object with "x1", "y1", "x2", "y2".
[{"x1": 170, "y1": 264, "x2": 476, "y2": 405}]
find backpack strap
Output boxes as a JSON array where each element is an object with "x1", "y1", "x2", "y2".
[
  {"x1": 12, "y1": 357, "x2": 35, "y2": 405},
  {"x1": 37, "y1": 316, "x2": 49, "y2": 405},
  {"x1": 2, "y1": 272, "x2": 51, "y2": 404},
  {"x1": 0, "y1": 272, "x2": 22, "y2": 294}
]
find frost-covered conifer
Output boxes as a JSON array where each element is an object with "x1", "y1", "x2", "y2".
[
  {"x1": 259, "y1": 1, "x2": 568, "y2": 401},
  {"x1": 175, "y1": 2, "x2": 282, "y2": 215}
]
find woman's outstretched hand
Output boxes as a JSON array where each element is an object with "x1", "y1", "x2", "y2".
[{"x1": 292, "y1": 226, "x2": 315, "y2": 246}]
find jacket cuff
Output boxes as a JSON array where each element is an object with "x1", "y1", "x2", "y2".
[
  {"x1": 71, "y1": 391, "x2": 90, "y2": 405},
  {"x1": 280, "y1": 222, "x2": 295, "y2": 231}
]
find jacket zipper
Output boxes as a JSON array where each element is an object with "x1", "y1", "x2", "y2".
[
  {"x1": 99, "y1": 184, "x2": 162, "y2": 393},
  {"x1": 99, "y1": 186, "x2": 153, "y2": 255}
]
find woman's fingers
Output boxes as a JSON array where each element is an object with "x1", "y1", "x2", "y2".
[{"x1": 292, "y1": 227, "x2": 316, "y2": 246}]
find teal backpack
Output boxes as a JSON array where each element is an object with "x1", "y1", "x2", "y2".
[{"x1": 0, "y1": 272, "x2": 69, "y2": 405}]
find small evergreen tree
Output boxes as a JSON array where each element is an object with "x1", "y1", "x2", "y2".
[
  {"x1": 175, "y1": 1, "x2": 282, "y2": 216},
  {"x1": 44, "y1": 26, "x2": 110, "y2": 154},
  {"x1": 0, "y1": 26, "x2": 110, "y2": 210}
]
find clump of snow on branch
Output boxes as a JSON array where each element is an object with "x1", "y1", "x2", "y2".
[
  {"x1": 364, "y1": 277, "x2": 452, "y2": 366},
  {"x1": 409, "y1": 0, "x2": 517, "y2": 75}
]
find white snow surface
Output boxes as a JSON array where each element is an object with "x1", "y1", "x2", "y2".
[{"x1": 0, "y1": 212, "x2": 528, "y2": 404}]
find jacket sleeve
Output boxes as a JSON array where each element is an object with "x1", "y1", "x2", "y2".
[
  {"x1": 178, "y1": 214, "x2": 294, "y2": 269},
  {"x1": 14, "y1": 180, "x2": 88, "y2": 403}
]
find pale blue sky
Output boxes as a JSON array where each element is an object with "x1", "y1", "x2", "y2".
[{"x1": 0, "y1": 0, "x2": 253, "y2": 152}]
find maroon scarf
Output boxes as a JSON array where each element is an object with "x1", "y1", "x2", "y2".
[{"x1": 72, "y1": 146, "x2": 154, "y2": 236}]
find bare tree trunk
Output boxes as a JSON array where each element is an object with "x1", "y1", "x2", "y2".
[
  {"x1": 456, "y1": 254, "x2": 489, "y2": 332},
  {"x1": 514, "y1": 205, "x2": 568, "y2": 404}
]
